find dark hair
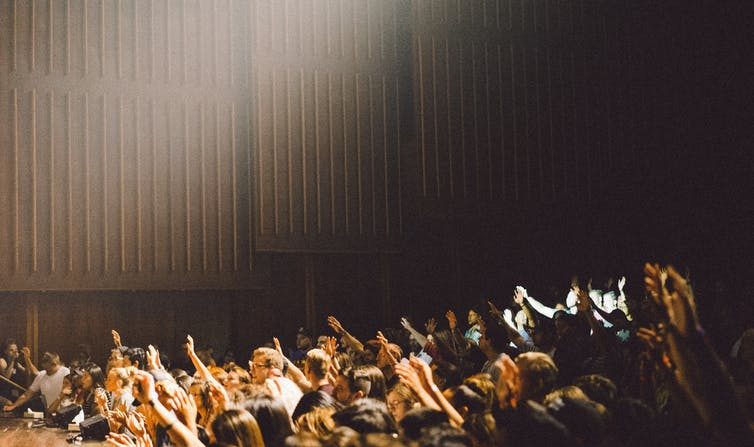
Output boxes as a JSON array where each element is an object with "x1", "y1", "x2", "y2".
[
  {"x1": 418, "y1": 422, "x2": 472, "y2": 447},
  {"x1": 449, "y1": 385, "x2": 486, "y2": 416},
  {"x1": 399, "y1": 408, "x2": 449, "y2": 441},
  {"x1": 243, "y1": 394, "x2": 294, "y2": 447},
  {"x1": 292, "y1": 391, "x2": 341, "y2": 421},
  {"x1": 82, "y1": 363, "x2": 106, "y2": 389},
  {"x1": 546, "y1": 396, "x2": 606, "y2": 446},
  {"x1": 210, "y1": 409, "x2": 264, "y2": 447},
  {"x1": 461, "y1": 412, "x2": 497, "y2": 446},
  {"x1": 1, "y1": 339, "x2": 18, "y2": 358},
  {"x1": 573, "y1": 375, "x2": 618, "y2": 406},
  {"x1": 331, "y1": 398, "x2": 398, "y2": 435},
  {"x1": 482, "y1": 322, "x2": 510, "y2": 354},
  {"x1": 342, "y1": 365, "x2": 387, "y2": 402},
  {"x1": 120, "y1": 346, "x2": 146, "y2": 369}
]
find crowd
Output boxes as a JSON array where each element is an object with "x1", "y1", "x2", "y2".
[{"x1": 0, "y1": 263, "x2": 752, "y2": 446}]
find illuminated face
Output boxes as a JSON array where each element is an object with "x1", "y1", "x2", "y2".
[
  {"x1": 5, "y1": 344, "x2": 18, "y2": 358},
  {"x1": 81, "y1": 372, "x2": 94, "y2": 390},
  {"x1": 333, "y1": 375, "x2": 355, "y2": 405},
  {"x1": 468, "y1": 310, "x2": 481, "y2": 325},
  {"x1": 387, "y1": 390, "x2": 411, "y2": 422},
  {"x1": 223, "y1": 371, "x2": 242, "y2": 392},
  {"x1": 249, "y1": 354, "x2": 270, "y2": 385}
]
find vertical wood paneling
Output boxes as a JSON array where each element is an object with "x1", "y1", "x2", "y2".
[
  {"x1": 411, "y1": 0, "x2": 632, "y2": 209},
  {"x1": 252, "y1": 0, "x2": 403, "y2": 250},
  {"x1": 0, "y1": 0, "x2": 255, "y2": 290}
]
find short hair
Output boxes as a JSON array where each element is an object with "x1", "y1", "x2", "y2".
[
  {"x1": 543, "y1": 386, "x2": 590, "y2": 407},
  {"x1": 108, "y1": 367, "x2": 133, "y2": 390},
  {"x1": 399, "y1": 407, "x2": 449, "y2": 441},
  {"x1": 449, "y1": 385, "x2": 486, "y2": 416},
  {"x1": 292, "y1": 391, "x2": 340, "y2": 421},
  {"x1": 40, "y1": 352, "x2": 62, "y2": 367},
  {"x1": 482, "y1": 323, "x2": 510, "y2": 353},
  {"x1": 342, "y1": 365, "x2": 387, "y2": 402},
  {"x1": 253, "y1": 347, "x2": 284, "y2": 371},
  {"x1": 572, "y1": 374, "x2": 617, "y2": 406},
  {"x1": 418, "y1": 422, "x2": 472, "y2": 447},
  {"x1": 331, "y1": 398, "x2": 398, "y2": 435},
  {"x1": 515, "y1": 352, "x2": 558, "y2": 402},
  {"x1": 305, "y1": 349, "x2": 332, "y2": 379},
  {"x1": 387, "y1": 382, "x2": 418, "y2": 407},
  {"x1": 121, "y1": 347, "x2": 145, "y2": 369},
  {"x1": 463, "y1": 373, "x2": 496, "y2": 410}
]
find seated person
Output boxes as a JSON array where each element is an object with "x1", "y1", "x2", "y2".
[{"x1": 3, "y1": 352, "x2": 70, "y2": 415}]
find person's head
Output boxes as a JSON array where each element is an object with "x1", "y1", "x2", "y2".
[
  {"x1": 297, "y1": 328, "x2": 314, "y2": 351},
  {"x1": 376, "y1": 343, "x2": 402, "y2": 369},
  {"x1": 478, "y1": 323, "x2": 509, "y2": 356},
  {"x1": 572, "y1": 375, "x2": 617, "y2": 407},
  {"x1": 399, "y1": 407, "x2": 449, "y2": 441},
  {"x1": 40, "y1": 352, "x2": 63, "y2": 374},
  {"x1": 462, "y1": 411, "x2": 498, "y2": 447},
  {"x1": 418, "y1": 422, "x2": 472, "y2": 447},
  {"x1": 291, "y1": 391, "x2": 340, "y2": 422},
  {"x1": 448, "y1": 385, "x2": 487, "y2": 420},
  {"x1": 121, "y1": 346, "x2": 145, "y2": 370},
  {"x1": 386, "y1": 382, "x2": 418, "y2": 423},
  {"x1": 209, "y1": 408, "x2": 265, "y2": 447},
  {"x1": 189, "y1": 380, "x2": 214, "y2": 418},
  {"x1": 331, "y1": 398, "x2": 398, "y2": 435},
  {"x1": 543, "y1": 386, "x2": 591, "y2": 407},
  {"x1": 552, "y1": 311, "x2": 577, "y2": 339},
  {"x1": 467, "y1": 309, "x2": 482, "y2": 326},
  {"x1": 223, "y1": 364, "x2": 252, "y2": 393},
  {"x1": 81, "y1": 363, "x2": 106, "y2": 391},
  {"x1": 463, "y1": 373, "x2": 496, "y2": 410},
  {"x1": 105, "y1": 367, "x2": 132, "y2": 393},
  {"x1": 515, "y1": 352, "x2": 558, "y2": 404},
  {"x1": 304, "y1": 349, "x2": 332, "y2": 382},
  {"x1": 334, "y1": 366, "x2": 387, "y2": 405},
  {"x1": 1, "y1": 339, "x2": 19, "y2": 359},
  {"x1": 531, "y1": 319, "x2": 556, "y2": 349},
  {"x1": 546, "y1": 396, "x2": 606, "y2": 446},
  {"x1": 250, "y1": 347, "x2": 284, "y2": 384},
  {"x1": 295, "y1": 407, "x2": 337, "y2": 439},
  {"x1": 171, "y1": 369, "x2": 193, "y2": 393},
  {"x1": 242, "y1": 394, "x2": 295, "y2": 447}
]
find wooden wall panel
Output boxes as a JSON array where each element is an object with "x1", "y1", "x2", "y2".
[
  {"x1": 410, "y1": 0, "x2": 635, "y2": 208},
  {"x1": 0, "y1": 0, "x2": 259, "y2": 290},
  {"x1": 251, "y1": 0, "x2": 404, "y2": 250}
]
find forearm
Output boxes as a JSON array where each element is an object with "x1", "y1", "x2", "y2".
[
  {"x1": 427, "y1": 383, "x2": 464, "y2": 427},
  {"x1": 340, "y1": 332, "x2": 364, "y2": 353},
  {"x1": 148, "y1": 399, "x2": 203, "y2": 447},
  {"x1": 405, "y1": 327, "x2": 428, "y2": 348},
  {"x1": 284, "y1": 360, "x2": 312, "y2": 392},
  {"x1": 187, "y1": 351, "x2": 217, "y2": 385},
  {"x1": 525, "y1": 296, "x2": 556, "y2": 319}
]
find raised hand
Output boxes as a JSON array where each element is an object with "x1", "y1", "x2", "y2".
[
  {"x1": 95, "y1": 388, "x2": 109, "y2": 410},
  {"x1": 394, "y1": 362, "x2": 423, "y2": 392},
  {"x1": 185, "y1": 335, "x2": 195, "y2": 354},
  {"x1": 636, "y1": 325, "x2": 664, "y2": 351},
  {"x1": 20, "y1": 346, "x2": 31, "y2": 361},
  {"x1": 106, "y1": 432, "x2": 137, "y2": 447},
  {"x1": 125, "y1": 411, "x2": 148, "y2": 440},
  {"x1": 376, "y1": 331, "x2": 389, "y2": 348},
  {"x1": 111, "y1": 330, "x2": 122, "y2": 348},
  {"x1": 146, "y1": 345, "x2": 161, "y2": 371},
  {"x1": 424, "y1": 318, "x2": 437, "y2": 334},
  {"x1": 207, "y1": 380, "x2": 229, "y2": 411},
  {"x1": 323, "y1": 337, "x2": 338, "y2": 358},
  {"x1": 272, "y1": 337, "x2": 284, "y2": 357},
  {"x1": 574, "y1": 286, "x2": 592, "y2": 313},
  {"x1": 172, "y1": 387, "x2": 198, "y2": 429},
  {"x1": 400, "y1": 317, "x2": 413, "y2": 331},
  {"x1": 664, "y1": 265, "x2": 701, "y2": 337},
  {"x1": 488, "y1": 300, "x2": 503, "y2": 318},
  {"x1": 131, "y1": 370, "x2": 157, "y2": 405},
  {"x1": 618, "y1": 276, "x2": 626, "y2": 291},
  {"x1": 327, "y1": 316, "x2": 345, "y2": 335},
  {"x1": 408, "y1": 355, "x2": 434, "y2": 389},
  {"x1": 513, "y1": 287, "x2": 526, "y2": 304},
  {"x1": 445, "y1": 310, "x2": 457, "y2": 330}
]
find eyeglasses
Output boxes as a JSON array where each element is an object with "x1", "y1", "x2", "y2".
[
  {"x1": 249, "y1": 362, "x2": 269, "y2": 370},
  {"x1": 387, "y1": 400, "x2": 407, "y2": 410}
]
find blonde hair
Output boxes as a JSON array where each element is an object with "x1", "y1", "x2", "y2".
[{"x1": 296, "y1": 407, "x2": 336, "y2": 438}]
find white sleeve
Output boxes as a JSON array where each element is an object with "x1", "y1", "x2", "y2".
[
  {"x1": 28, "y1": 373, "x2": 43, "y2": 393},
  {"x1": 525, "y1": 295, "x2": 556, "y2": 319}
]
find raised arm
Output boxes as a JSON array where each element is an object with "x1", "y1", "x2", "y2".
[
  {"x1": 184, "y1": 335, "x2": 218, "y2": 386},
  {"x1": 272, "y1": 337, "x2": 311, "y2": 392},
  {"x1": 328, "y1": 316, "x2": 364, "y2": 353},
  {"x1": 400, "y1": 317, "x2": 428, "y2": 348}
]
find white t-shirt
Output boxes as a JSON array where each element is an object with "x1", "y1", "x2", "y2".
[{"x1": 29, "y1": 366, "x2": 70, "y2": 408}]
